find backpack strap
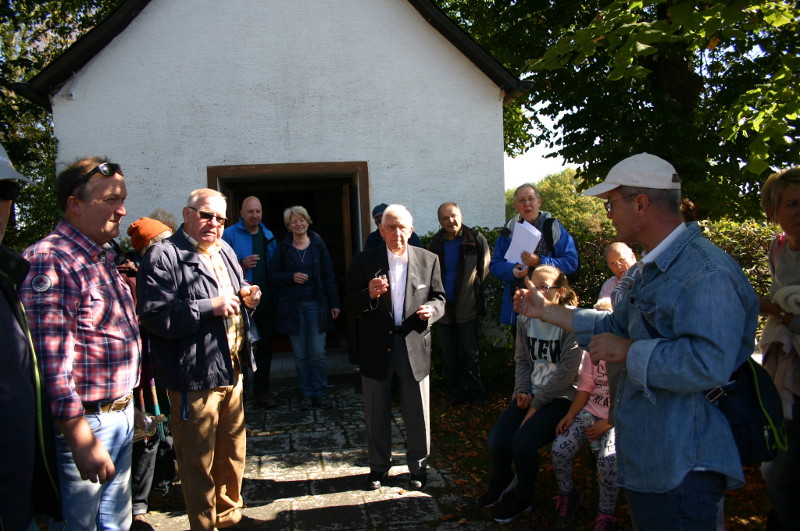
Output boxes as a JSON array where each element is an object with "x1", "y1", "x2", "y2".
[{"x1": 543, "y1": 217, "x2": 559, "y2": 254}]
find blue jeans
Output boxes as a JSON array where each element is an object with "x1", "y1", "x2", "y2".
[
  {"x1": 487, "y1": 397, "x2": 571, "y2": 497},
  {"x1": 434, "y1": 321, "x2": 485, "y2": 400},
  {"x1": 626, "y1": 471, "x2": 726, "y2": 531},
  {"x1": 289, "y1": 300, "x2": 328, "y2": 398},
  {"x1": 53, "y1": 403, "x2": 134, "y2": 530}
]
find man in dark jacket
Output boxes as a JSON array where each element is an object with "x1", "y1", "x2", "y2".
[
  {"x1": 428, "y1": 202, "x2": 490, "y2": 405},
  {"x1": 137, "y1": 188, "x2": 266, "y2": 530},
  {"x1": 0, "y1": 143, "x2": 60, "y2": 530},
  {"x1": 345, "y1": 204, "x2": 445, "y2": 492}
]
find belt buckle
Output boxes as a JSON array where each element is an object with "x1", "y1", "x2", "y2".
[{"x1": 705, "y1": 386, "x2": 725, "y2": 403}]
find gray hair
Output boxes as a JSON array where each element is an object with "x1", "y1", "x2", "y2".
[
  {"x1": 618, "y1": 185, "x2": 680, "y2": 215},
  {"x1": 187, "y1": 188, "x2": 226, "y2": 209}
]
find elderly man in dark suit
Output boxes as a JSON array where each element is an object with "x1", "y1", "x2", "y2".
[{"x1": 345, "y1": 204, "x2": 445, "y2": 491}]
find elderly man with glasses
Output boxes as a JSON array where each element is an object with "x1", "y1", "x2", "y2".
[
  {"x1": 137, "y1": 188, "x2": 266, "y2": 530},
  {"x1": 20, "y1": 157, "x2": 141, "y2": 530}
]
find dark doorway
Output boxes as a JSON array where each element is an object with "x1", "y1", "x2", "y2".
[{"x1": 207, "y1": 161, "x2": 370, "y2": 359}]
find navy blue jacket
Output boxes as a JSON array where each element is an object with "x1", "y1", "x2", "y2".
[{"x1": 136, "y1": 228, "x2": 255, "y2": 391}]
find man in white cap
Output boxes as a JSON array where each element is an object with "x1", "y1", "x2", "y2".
[
  {"x1": 0, "y1": 143, "x2": 61, "y2": 529},
  {"x1": 514, "y1": 153, "x2": 758, "y2": 528}
]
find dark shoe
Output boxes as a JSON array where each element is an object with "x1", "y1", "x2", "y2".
[
  {"x1": 222, "y1": 515, "x2": 270, "y2": 529},
  {"x1": 477, "y1": 476, "x2": 513, "y2": 507},
  {"x1": 317, "y1": 396, "x2": 333, "y2": 409},
  {"x1": 130, "y1": 513, "x2": 155, "y2": 531},
  {"x1": 490, "y1": 489, "x2": 532, "y2": 524},
  {"x1": 553, "y1": 488, "x2": 582, "y2": 528},
  {"x1": 299, "y1": 397, "x2": 312, "y2": 410},
  {"x1": 253, "y1": 393, "x2": 276, "y2": 408},
  {"x1": 409, "y1": 472, "x2": 427, "y2": 490},
  {"x1": 468, "y1": 395, "x2": 486, "y2": 406},
  {"x1": 365, "y1": 470, "x2": 388, "y2": 490}
]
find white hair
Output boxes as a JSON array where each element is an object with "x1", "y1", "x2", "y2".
[{"x1": 381, "y1": 204, "x2": 413, "y2": 226}]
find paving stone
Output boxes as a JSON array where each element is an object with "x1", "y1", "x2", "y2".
[{"x1": 147, "y1": 358, "x2": 455, "y2": 530}]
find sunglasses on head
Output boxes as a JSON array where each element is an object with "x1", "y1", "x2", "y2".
[
  {"x1": 69, "y1": 162, "x2": 123, "y2": 195},
  {"x1": 188, "y1": 206, "x2": 227, "y2": 225},
  {"x1": 0, "y1": 180, "x2": 22, "y2": 201}
]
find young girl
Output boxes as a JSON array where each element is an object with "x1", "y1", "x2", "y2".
[
  {"x1": 478, "y1": 265, "x2": 583, "y2": 524},
  {"x1": 551, "y1": 352, "x2": 618, "y2": 530}
]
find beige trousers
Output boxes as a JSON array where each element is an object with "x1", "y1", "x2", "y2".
[{"x1": 168, "y1": 372, "x2": 246, "y2": 531}]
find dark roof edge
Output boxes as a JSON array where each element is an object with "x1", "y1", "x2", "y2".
[
  {"x1": 11, "y1": 0, "x2": 153, "y2": 112},
  {"x1": 406, "y1": 0, "x2": 531, "y2": 104}
]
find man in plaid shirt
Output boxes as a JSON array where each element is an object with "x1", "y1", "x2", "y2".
[{"x1": 20, "y1": 157, "x2": 141, "y2": 530}]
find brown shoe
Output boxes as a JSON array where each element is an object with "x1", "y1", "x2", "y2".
[{"x1": 221, "y1": 515, "x2": 270, "y2": 529}]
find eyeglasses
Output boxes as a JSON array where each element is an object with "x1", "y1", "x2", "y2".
[
  {"x1": 69, "y1": 162, "x2": 123, "y2": 196},
  {"x1": 536, "y1": 285, "x2": 557, "y2": 294},
  {"x1": 0, "y1": 180, "x2": 22, "y2": 201},
  {"x1": 604, "y1": 194, "x2": 638, "y2": 213},
  {"x1": 188, "y1": 206, "x2": 227, "y2": 225}
]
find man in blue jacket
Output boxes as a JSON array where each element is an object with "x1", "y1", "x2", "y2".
[
  {"x1": 138, "y1": 189, "x2": 266, "y2": 530},
  {"x1": 514, "y1": 154, "x2": 758, "y2": 528},
  {"x1": 222, "y1": 196, "x2": 278, "y2": 407},
  {"x1": 489, "y1": 183, "x2": 579, "y2": 327}
]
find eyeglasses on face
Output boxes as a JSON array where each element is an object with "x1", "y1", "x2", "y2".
[
  {"x1": 189, "y1": 206, "x2": 227, "y2": 225},
  {"x1": 604, "y1": 194, "x2": 638, "y2": 213},
  {"x1": 70, "y1": 162, "x2": 123, "y2": 196},
  {"x1": 536, "y1": 285, "x2": 557, "y2": 294},
  {"x1": 0, "y1": 180, "x2": 22, "y2": 201}
]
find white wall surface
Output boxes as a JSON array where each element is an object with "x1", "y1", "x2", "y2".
[{"x1": 51, "y1": 0, "x2": 507, "y2": 236}]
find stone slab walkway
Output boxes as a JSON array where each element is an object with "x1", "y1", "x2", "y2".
[{"x1": 143, "y1": 352, "x2": 482, "y2": 530}]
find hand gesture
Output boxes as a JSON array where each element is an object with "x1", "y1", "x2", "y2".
[
  {"x1": 240, "y1": 285, "x2": 261, "y2": 309},
  {"x1": 513, "y1": 276, "x2": 546, "y2": 318},
  {"x1": 588, "y1": 333, "x2": 634, "y2": 365},
  {"x1": 212, "y1": 294, "x2": 241, "y2": 317}
]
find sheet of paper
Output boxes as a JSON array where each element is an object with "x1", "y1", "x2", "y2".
[{"x1": 504, "y1": 221, "x2": 542, "y2": 263}]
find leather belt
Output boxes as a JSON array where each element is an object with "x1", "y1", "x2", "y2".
[{"x1": 82, "y1": 393, "x2": 133, "y2": 414}]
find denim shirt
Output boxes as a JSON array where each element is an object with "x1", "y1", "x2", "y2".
[{"x1": 573, "y1": 222, "x2": 759, "y2": 492}]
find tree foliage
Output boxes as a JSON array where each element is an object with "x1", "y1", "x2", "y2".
[
  {"x1": 0, "y1": 0, "x2": 123, "y2": 250},
  {"x1": 435, "y1": 0, "x2": 800, "y2": 221}
]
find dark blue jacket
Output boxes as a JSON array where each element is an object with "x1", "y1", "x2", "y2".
[
  {"x1": 136, "y1": 228, "x2": 255, "y2": 391},
  {"x1": 0, "y1": 246, "x2": 60, "y2": 526},
  {"x1": 269, "y1": 230, "x2": 340, "y2": 335}
]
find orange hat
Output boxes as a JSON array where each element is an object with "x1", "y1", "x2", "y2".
[{"x1": 127, "y1": 217, "x2": 172, "y2": 254}]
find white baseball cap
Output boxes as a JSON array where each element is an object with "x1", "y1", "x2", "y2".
[
  {"x1": 0, "y1": 143, "x2": 31, "y2": 183},
  {"x1": 582, "y1": 153, "x2": 680, "y2": 198}
]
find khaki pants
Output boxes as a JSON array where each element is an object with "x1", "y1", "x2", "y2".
[{"x1": 168, "y1": 372, "x2": 246, "y2": 531}]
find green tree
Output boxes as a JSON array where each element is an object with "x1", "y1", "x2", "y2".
[
  {"x1": 0, "y1": 0, "x2": 123, "y2": 250},
  {"x1": 435, "y1": 0, "x2": 799, "y2": 221}
]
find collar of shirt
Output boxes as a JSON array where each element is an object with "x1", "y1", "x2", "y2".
[
  {"x1": 641, "y1": 222, "x2": 687, "y2": 264},
  {"x1": 184, "y1": 229, "x2": 222, "y2": 256},
  {"x1": 56, "y1": 219, "x2": 106, "y2": 260}
]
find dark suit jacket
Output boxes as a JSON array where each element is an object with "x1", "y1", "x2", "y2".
[{"x1": 345, "y1": 245, "x2": 445, "y2": 381}]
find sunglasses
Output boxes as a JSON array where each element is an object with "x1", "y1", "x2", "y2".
[
  {"x1": 70, "y1": 162, "x2": 123, "y2": 196},
  {"x1": 0, "y1": 180, "x2": 22, "y2": 201},
  {"x1": 188, "y1": 206, "x2": 227, "y2": 225}
]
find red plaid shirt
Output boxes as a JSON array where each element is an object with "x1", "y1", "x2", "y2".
[{"x1": 20, "y1": 220, "x2": 141, "y2": 419}]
